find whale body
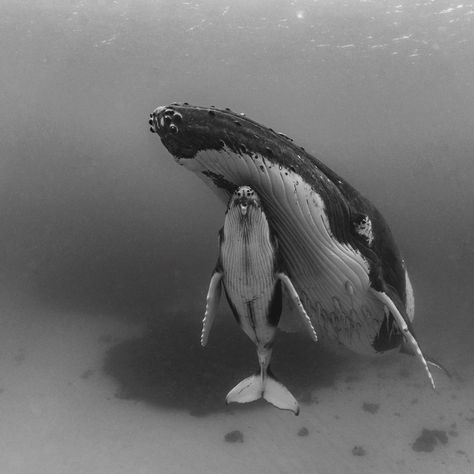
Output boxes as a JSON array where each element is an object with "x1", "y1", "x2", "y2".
[{"x1": 149, "y1": 103, "x2": 437, "y2": 388}]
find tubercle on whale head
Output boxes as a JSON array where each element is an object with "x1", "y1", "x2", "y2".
[
  {"x1": 149, "y1": 103, "x2": 228, "y2": 159},
  {"x1": 148, "y1": 102, "x2": 369, "y2": 260},
  {"x1": 148, "y1": 103, "x2": 352, "y2": 229}
]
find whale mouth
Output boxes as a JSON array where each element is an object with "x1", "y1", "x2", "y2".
[
  {"x1": 231, "y1": 187, "x2": 261, "y2": 217},
  {"x1": 149, "y1": 103, "x2": 411, "y2": 355}
]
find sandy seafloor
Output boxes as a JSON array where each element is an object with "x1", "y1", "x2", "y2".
[
  {"x1": 1, "y1": 291, "x2": 474, "y2": 474},
  {"x1": 1, "y1": 0, "x2": 474, "y2": 473}
]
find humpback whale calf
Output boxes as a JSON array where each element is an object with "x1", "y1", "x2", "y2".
[
  {"x1": 149, "y1": 103, "x2": 442, "y2": 391},
  {"x1": 202, "y1": 185, "x2": 317, "y2": 414}
]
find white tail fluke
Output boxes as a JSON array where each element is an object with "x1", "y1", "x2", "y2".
[
  {"x1": 262, "y1": 378, "x2": 300, "y2": 414},
  {"x1": 226, "y1": 375, "x2": 263, "y2": 404},
  {"x1": 226, "y1": 372, "x2": 299, "y2": 415}
]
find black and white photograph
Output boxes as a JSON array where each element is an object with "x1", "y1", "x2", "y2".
[{"x1": 0, "y1": 1, "x2": 473, "y2": 472}]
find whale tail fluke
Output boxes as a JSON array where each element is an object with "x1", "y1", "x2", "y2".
[
  {"x1": 263, "y1": 377, "x2": 300, "y2": 415},
  {"x1": 226, "y1": 371, "x2": 299, "y2": 415}
]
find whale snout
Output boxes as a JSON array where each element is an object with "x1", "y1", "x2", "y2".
[
  {"x1": 229, "y1": 186, "x2": 262, "y2": 217},
  {"x1": 149, "y1": 105, "x2": 183, "y2": 138},
  {"x1": 149, "y1": 104, "x2": 201, "y2": 159}
]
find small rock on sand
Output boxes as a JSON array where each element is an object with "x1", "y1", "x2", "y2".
[
  {"x1": 362, "y1": 402, "x2": 379, "y2": 414},
  {"x1": 224, "y1": 430, "x2": 244, "y2": 443},
  {"x1": 412, "y1": 429, "x2": 448, "y2": 452},
  {"x1": 352, "y1": 446, "x2": 366, "y2": 456},
  {"x1": 297, "y1": 427, "x2": 309, "y2": 437}
]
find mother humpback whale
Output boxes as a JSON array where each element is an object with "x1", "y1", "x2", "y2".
[{"x1": 149, "y1": 103, "x2": 438, "y2": 389}]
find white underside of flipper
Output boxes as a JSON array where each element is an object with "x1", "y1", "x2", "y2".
[
  {"x1": 404, "y1": 268, "x2": 415, "y2": 322},
  {"x1": 278, "y1": 272, "x2": 318, "y2": 342},
  {"x1": 201, "y1": 271, "x2": 223, "y2": 347},
  {"x1": 226, "y1": 373, "x2": 299, "y2": 415},
  {"x1": 369, "y1": 288, "x2": 436, "y2": 389}
]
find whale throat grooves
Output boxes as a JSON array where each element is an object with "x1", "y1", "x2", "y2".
[{"x1": 151, "y1": 104, "x2": 412, "y2": 355}]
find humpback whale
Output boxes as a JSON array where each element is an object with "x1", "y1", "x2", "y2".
[
  {"x1": 202, "y1": 186, "x2": 317, "y2": 414},
  {"x1": 149, "y1": 103, "x2": 439, "y2": 389}
]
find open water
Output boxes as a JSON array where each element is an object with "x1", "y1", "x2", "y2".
[{"x1": 0, "y1": 1, "x2": 473, "y2": 473}]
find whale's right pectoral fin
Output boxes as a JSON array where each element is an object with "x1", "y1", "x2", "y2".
[
  {"x1": 278, "y1": 273, "x2": 318, "y2": 342},
  {"x1": 201, "y1": 270, "x2": 223, "y2": 347}
]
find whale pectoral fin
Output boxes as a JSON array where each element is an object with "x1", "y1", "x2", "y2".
[
  {"x1": 278, "y1": 287, "x2": 306, "y2": 333},
  {"x1": 369, "y1": 288, "x2": 436, "y2": 390},
  {"x1": 201, "y1": 270, "x2": 223, "y2": 347},
  {"x1": 425, "y1": 356, "x2": 451, "y2": 378},
  {"x1": 277, "y1": 273, "x2": 318, "y2": 342},
  {"x1": 400, "y1": 344, "x2": 451, "y2": 379}
]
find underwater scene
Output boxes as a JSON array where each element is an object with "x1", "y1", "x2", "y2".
[{"x1": 0, "y1": 0, "x2": 473, "y2": 472}]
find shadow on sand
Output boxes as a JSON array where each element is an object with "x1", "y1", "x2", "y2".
[{"x1": 103, "y1": 310, "x2": 352, "y2": 416}]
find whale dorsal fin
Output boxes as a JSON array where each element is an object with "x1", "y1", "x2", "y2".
[
  {"x1": 277, "y1": 273, "x2": 318, "y2": 342},
  {"x1": 201, "y1": 269, "x2": 223, "y2": 347}
]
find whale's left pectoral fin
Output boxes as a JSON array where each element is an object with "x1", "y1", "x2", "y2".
[
  {"x1": 400, "y1": 343, "x2": 451, "y2": 378},
  {"x1": 277, "y1": 273, "x2": 318, "y2": 342},
  {"x1": 369, "y1": 288, "x2": 436, "y2": 390},
  {"x1": 201, "y1": 270, "x2": 223, "y2": 347}
]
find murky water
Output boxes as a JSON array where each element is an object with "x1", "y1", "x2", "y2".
[{"x1": 1, "y1": 1, "x2": 473, "y2": 473}]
